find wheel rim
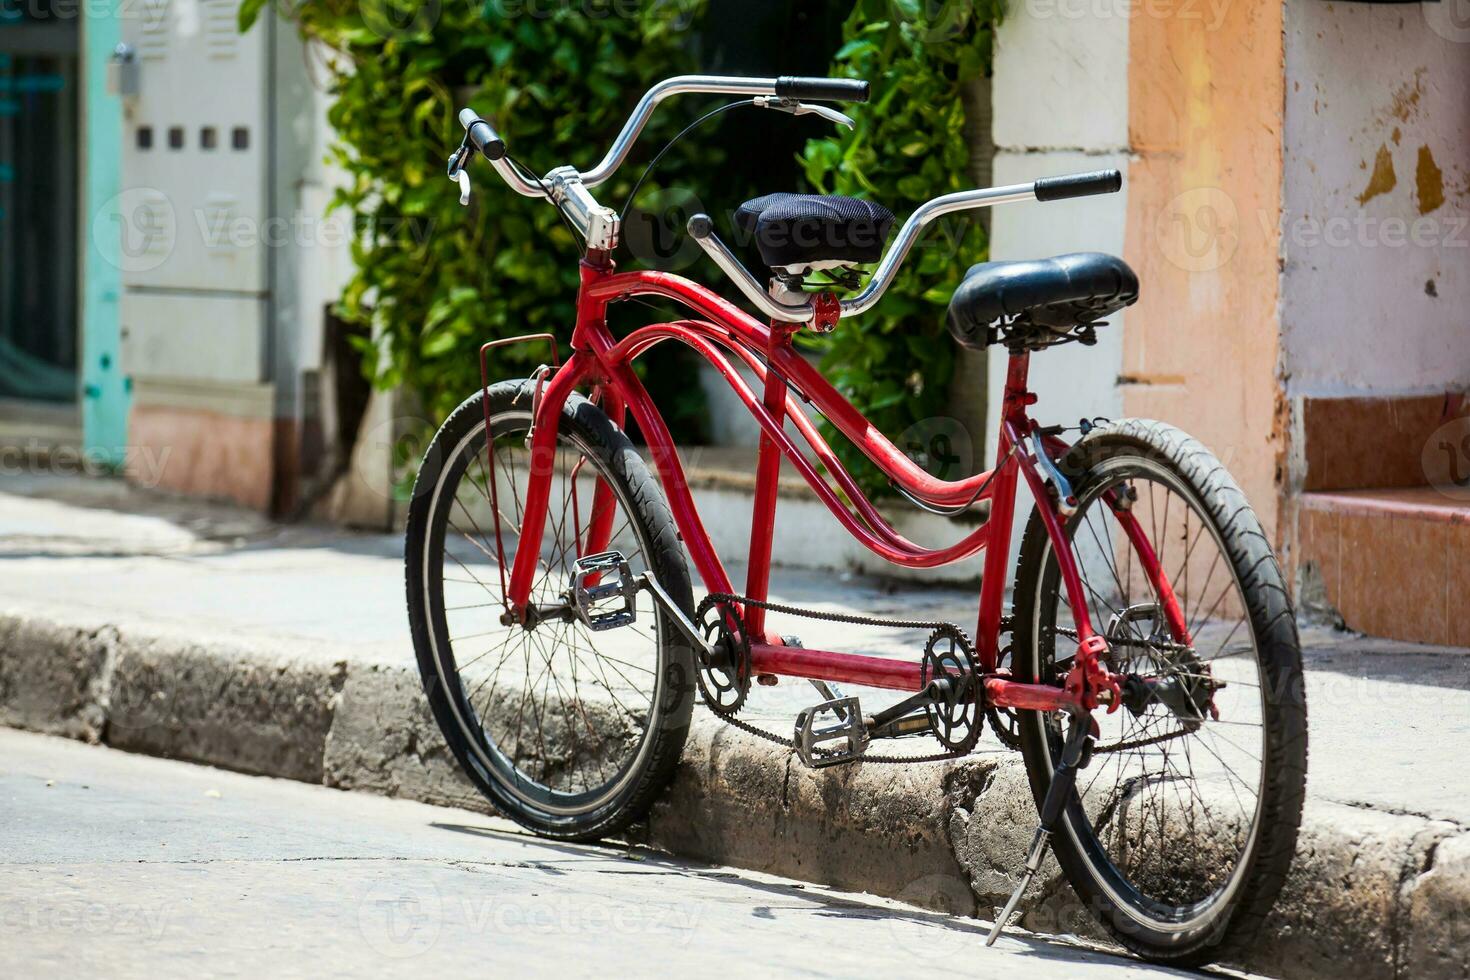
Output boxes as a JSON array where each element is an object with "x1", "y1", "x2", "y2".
[
  {"x1": 422, "y1": 408, "x2": 667, "y2": 819},
  {"x1": 1024, "y1": 455, "x2": 1269, "y2": 933}
]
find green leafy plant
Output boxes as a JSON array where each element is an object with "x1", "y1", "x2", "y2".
[
  {"x1": 244, "y1": 0, "x2": 1002, "y2": 495},
  {"x1": 800, "y1": 0, "x2": 1003, "y2": 493},
  {"x1": 243, "y1": 0, "x2": 716, "y2": 429}
]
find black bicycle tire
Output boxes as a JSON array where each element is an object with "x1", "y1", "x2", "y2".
[
  {"x1": 404, "y1": 380, "x2": 695, "y2": 841},
  {"x1": 1011, "y1": 418, "x2": 1308, "y2": 965}
]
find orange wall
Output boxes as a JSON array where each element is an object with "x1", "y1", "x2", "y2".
[
  {"x1": 1123, "y1": 0, "x2": 1287, "y2": 541},
  {"x1": 128, "y1": 405, "x2": 277, "y2": 512}
]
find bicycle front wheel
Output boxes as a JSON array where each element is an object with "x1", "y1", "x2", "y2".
[
  {"x1": 1011, "y1": 419, "x2": 1307, "y2": 965},
  {"x1": 405, "y1": 380, "x2": 695, "y2": 841}
]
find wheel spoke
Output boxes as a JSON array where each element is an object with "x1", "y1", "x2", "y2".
[
  {"x1": 1027, "y1": 459, "x2": 1274, "y2": 923},
  {"x1": 423, "y1": 409, "x2": 668, "y2": 814}
]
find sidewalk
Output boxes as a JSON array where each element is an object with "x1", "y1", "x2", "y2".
[{"x1": 1, "y1": 472, "x2": 1466, "y2": 979}]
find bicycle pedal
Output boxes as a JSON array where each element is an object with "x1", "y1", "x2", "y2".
[
  {"x1": 793, "y1": 697, "x2": 868, "y2": 768},
  {"x1": 572, "y1": 551, "x2": 638, "y2": 631}
]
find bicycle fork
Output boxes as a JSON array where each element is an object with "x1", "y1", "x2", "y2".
[{"x1": 986, "y1": 708, "x2": 1097, "y2": 945}]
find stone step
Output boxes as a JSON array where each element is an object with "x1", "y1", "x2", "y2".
[{"x1": 1297, "y1": 486, "x2": 1470, "y2": 646}]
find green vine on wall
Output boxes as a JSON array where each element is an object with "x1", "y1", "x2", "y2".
[{"x1": 801, "y1": 0, "x2": 1003, "y2": 493}]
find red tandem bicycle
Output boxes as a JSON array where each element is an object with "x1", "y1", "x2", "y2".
[{"x1": 406, "y1": 75, "x2": 1308, "y2": 966}]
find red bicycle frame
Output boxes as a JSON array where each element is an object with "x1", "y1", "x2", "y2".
[{"x1": 499, "y1": 254, "x2": 1190, "y2": 717}]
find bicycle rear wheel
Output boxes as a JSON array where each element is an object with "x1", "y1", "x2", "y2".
[
  {"x1": 405, "y1": 380, "x2": 695, "y2": 840},
  {"x1": 1012, "y1": 419, "x2": 1307, "y2": 965}
]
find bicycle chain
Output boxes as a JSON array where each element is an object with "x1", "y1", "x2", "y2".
[
  {"x1": 695, "y1": 596, "x2": 1191, "y2": 758},
  {"x1": 695, "y1": 592, "x2": 979, "y2": 764}
]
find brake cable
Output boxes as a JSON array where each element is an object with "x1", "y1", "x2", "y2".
[
  {"x1": 504, "y1": 151, "x2": 588, "y2": 256},
  {"x1": 618, "y1": 99, "x2": 754, "y2": 222}
]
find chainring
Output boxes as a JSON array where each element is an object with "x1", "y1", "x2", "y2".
[
  {"x1": 984, "y1": 644, "x2": 1025, "y2": 751},
  {"x1": 920, "y1": 626, "x2": 982, "y2": 753},
  {"x1": 694, "y1": 595, "x2": 750, "y2": 716}
]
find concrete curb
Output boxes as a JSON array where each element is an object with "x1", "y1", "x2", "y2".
[{"x1": 2, "y1": 607, "x2": 1465, "y2": 980}]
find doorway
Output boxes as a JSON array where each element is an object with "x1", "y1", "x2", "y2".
[{"x1": 0, "y1": 0, "x2": 79, "y2": 407}]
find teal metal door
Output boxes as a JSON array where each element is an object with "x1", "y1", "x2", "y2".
[{"x1": 0, "y1": 1, "x2": 78, "y2": 403}]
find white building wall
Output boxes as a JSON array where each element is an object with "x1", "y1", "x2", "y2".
[
  {"x1": 990, "y1": 0, "x2": 1131, "y2": 153},
  {"x1": 285, "y1": 47, "x2": 356, "y2": 388},
  {"x1": 984, "y1": 2, "x2": 1133, "y2": 579}
]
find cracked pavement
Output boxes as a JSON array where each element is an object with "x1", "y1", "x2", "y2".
[{"x1": 0, "y1": 728, "x2": 1225, "y2": 978}]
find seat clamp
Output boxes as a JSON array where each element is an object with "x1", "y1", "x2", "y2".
[{"x1": 811, "y1": 292, "x2": 841, "y2": 333}]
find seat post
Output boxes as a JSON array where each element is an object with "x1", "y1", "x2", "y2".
[{"x1": 742, "y1": 321, "x2": 799, "y2": 640}]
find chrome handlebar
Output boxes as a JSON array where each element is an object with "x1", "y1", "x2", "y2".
[
  {"x1": 454, "y1": 74, "x2": 866, "y2": 197},
  {"x1": 452, "y1": 74, "x2": 1121, "y2": 325},
  {"x1": 581, "y1": 76, "x2": 783, "y2": 187},
  {"x1": 686, "y1": 180, "x2": 1092, "y2": 325},
  {"x1": 455, "y1": 107, "x2": 544, "y2": 198}
]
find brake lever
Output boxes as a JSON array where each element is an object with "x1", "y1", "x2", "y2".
[
  {"x1": 447, "y1": 146, "x2": 473, "y2": 206},
  {"x1": 753, "y1": 96, "x2": 854, "y2": 130}
]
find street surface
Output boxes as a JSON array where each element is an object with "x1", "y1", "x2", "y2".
[{"x1": 0, "y1": 729, "x2": 1232, "y2": 979}]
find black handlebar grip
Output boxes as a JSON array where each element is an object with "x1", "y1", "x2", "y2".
[
  {"x1": 774, "y1": 76, "x2": 870, "y2": 103},
  {"x1": 458, "y1": 108, "x2": 507, "y2": 162},
  {"x1": 1033, "y1": 169, "x2": 1122, "y2": 202}
]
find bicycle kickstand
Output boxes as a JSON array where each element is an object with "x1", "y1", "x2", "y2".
[{"x1": 986, "y1": 709, "x2": 1097, "y2": 946}]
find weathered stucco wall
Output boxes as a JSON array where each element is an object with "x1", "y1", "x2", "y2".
[
  {"x1": 1123, "y1": 0, "x2": 1287, "y2": 540},
  {"x1": 1280, "y1": 0, "x2": 1470, "y2": 398},
  {"x1": 986, "y1": 7, "x2": 1131, "y2": 435},
  {"x1": 985, "y1": 1, "x2": 1132, "y2": 575},
  {"x1": 990, "y1": 0, "x2": 1131, "y2": 152}
]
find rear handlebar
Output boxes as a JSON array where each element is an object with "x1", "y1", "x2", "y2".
[
  {"x1": 686, "y1": 169, "x2": 1124, "y2": 324},
  {"x1": 1033, "y1": 169, "x2": 1122, "y2": 202}
]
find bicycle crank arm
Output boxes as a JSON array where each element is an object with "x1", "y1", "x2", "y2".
[
  {"x1": 986, "y1": 710, "x2": 1097, "y2": 945},
  {"x1": 866, "y1": 709, "x2": 933, "y2": 740},
  {"x1": 567, "y1": 551, "x2": 714, "y2": 657},
  {"x1": 864, "y1": 677, "x2": 954, "y2": 738},
  {"x1": 636, "y1": 571, "x2": 715, "y2": 658}
]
